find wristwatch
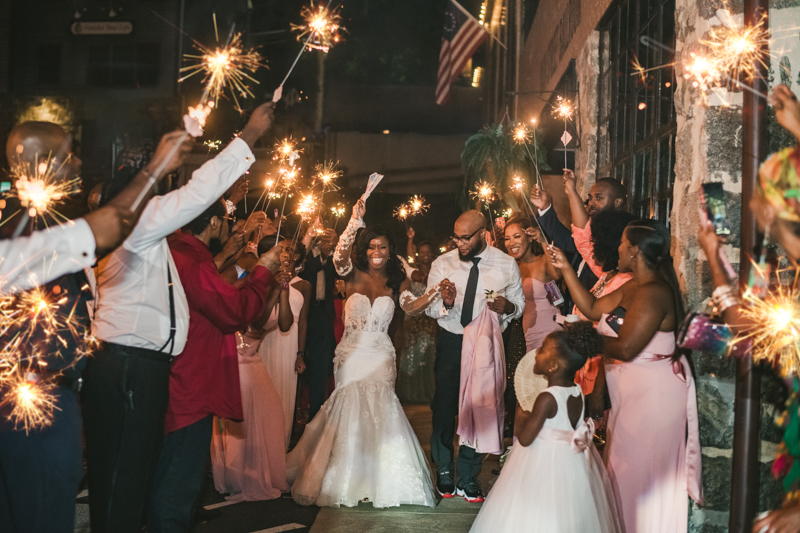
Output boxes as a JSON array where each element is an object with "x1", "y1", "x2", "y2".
[
  {"x1": 443, "y1": 301, "x2": 455, "y2": 311},
  {"x1": 225, "y1": 199, "x2": 236, "y2": 215}
]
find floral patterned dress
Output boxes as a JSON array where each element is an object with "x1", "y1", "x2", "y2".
[{"x1": 396, "y1": 280, "x2": 438, "y2": 404}]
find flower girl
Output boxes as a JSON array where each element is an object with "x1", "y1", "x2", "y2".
[{"x1": 469, "y1": 321, "x2": 622, "y2": 533}]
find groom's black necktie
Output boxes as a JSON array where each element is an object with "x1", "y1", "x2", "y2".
[{"x1": 460, "y1": 257, "x2": 481, "y2": 328}]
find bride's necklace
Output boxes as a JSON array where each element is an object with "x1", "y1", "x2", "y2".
[{"x1": 592, "y1": 270, "x2": 618, "y2": 298}]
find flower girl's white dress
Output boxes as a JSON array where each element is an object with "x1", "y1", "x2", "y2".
[{"x1": 470, "y1": 384, "x2": 622, "y2": 533}]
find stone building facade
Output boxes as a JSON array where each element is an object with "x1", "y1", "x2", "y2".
[{"x1": 509, "y1": 0, "x2": 800, "y2": 530}]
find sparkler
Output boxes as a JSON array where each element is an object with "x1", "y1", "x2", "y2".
[
  {"x1": 393, "y1": 203, "x2": 410, "y2": 221},
  {"x1": 6, "y1": 153, "x2": 81, "y2": 234},
  {"x1": 273, "y1": 0, "x2": 343, "y2": 103},
  {"x1": 330, "y1": 202, "x2": 346, "y2": 231},
  {"x1": 470, "y1": 181, "x2": 497, "y2": 231},
  {"x1": 291, "y1": 2, "x2": 344, "y2": 53},
  {"x1": 295, "y1": 193, "x2": 320, "y2": 221},
  {"x1": 274, "y1": 138, "x2": 302, "y2": 166},
  {"x1": 408, "y1": 195, "x2": 429, "y2": 216},
  {"x1": 734, "y1": 266, "x2": 800, "y2": 376},
  {"x1": 0, "y1": 280, "x2": 96, "y2": 432},
  {"x1": 179, "y1": 33, "x2": 265, "y2": 112},
  {"x1": 313, "y1": 161, "x2": 342, "y2": 192},
  {"x1": 508, "y1": 174, "x2": 550, "y2": 245},
  {"x1": 552, "y1": 96, "x2": 575, "y2": 170}
]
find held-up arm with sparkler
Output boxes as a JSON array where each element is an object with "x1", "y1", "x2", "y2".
[
  {"x1": 562, "y1": 170, "x2": 590, "y2": 229},
  {"x1": 333, "y1": 199, "x2": 365, "y2": 277},
  {"x1": 547, "y1": 245, "x2": 622, "y2": 323},
  {"x1": 124, "y1": 104, "x2": 273, "y2": 254},
  {"x1": 529, "y1": 185, "x2": 580, "y2": 256}
]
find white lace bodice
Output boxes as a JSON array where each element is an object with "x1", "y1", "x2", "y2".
[{"x1": 343, "y1": 293, "x2": 395, "y2": 335}]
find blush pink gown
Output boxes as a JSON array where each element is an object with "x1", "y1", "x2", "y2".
[
  {"x1": 598, "y1": 317, "x2": 703, "y2": 533},
  {"x1": 522, "y1": 277, "x2": 562, "y2": 353},
  {"x1": 210, "y1": 331, "x2": 289, "y2": 501}
]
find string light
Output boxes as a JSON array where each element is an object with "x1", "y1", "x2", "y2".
[{"x1": 472, "y1": 67, "x2": 483, "y2": 88}]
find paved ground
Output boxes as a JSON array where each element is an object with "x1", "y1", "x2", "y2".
[{"x1": 74, "y1": 405, "x2": 502, "y2": 533}]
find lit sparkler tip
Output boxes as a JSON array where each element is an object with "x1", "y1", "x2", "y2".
[
  {"x1": 407, "y1": 195, "x2": 429, "y2": 216},
  {"x1": 552, "y1": 96, "x2": 575, "y2": 120},
  {"x1": 734, "y1": 265, "x2": 800, "y2": 376},
  {"x1": 393, "y1": 203, "x2": 411, "y2": 221},
  {"x1": 291, "y1": 2, "x2": 345, "y2": 53},
  {"x1": 470, "y1": 181, "x2": 496, "y2": 203},
  {"x1": 512, "y1": 123, "x2": 530, "y2": 145},
  {"x1": 295, "y1": 193, "x2": 320, "y2": 220},
  {"x1": 330, "y1": 203, "x2": 346, "y2": 218},
  {"x1": 180, "y1": 33, "x2": 265, "y2": 111},
  {"x1": 313, "y1": 161, "x2": 342, "y2": 192},
  {"x1": 7, "y1": 154, "x2": 80, "y2": 226}
]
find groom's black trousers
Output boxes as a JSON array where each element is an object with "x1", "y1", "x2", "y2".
[{"x1": 430, "y1": 329, "x2": 483, "y2": 481}]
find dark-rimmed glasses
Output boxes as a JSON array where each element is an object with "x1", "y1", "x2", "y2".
[{"x1": 450, "y1": 227, "x2": 484, "y2": 244}]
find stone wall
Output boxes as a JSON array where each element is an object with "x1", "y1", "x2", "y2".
[
  {"x1": 575, "y1": 31, "x2": 600, "y2": 196},
  {"x1": 673, "y1": 0, "x2": 789, "y2": 531}
]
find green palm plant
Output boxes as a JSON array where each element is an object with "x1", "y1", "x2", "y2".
[{"x1": 459, "y1": 123, "x2": 550, "y2": 211}]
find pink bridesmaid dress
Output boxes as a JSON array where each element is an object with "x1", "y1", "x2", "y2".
[
  {"x1": 210, "y1": 331, "x2": 289, "y2": 501},
  {"x1": 597, "y1": 317, "x2": 703, "y2": 533},
  {"x1": 522, "y1": 277, "x2": 562, "y2": 352}
]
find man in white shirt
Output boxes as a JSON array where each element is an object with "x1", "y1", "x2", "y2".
[
  {"x1": 81, "y1": 103, "x2": 275, "y2": 533},
  {"x1": 0, "y1": 125, "x2": 191, "y2": 296},
  {"x1": 425, "y1": 210, "x2": 524, "y2": 503},
  {"x1": 0, "y1": 121, "x2": 192, "y2": 533}
]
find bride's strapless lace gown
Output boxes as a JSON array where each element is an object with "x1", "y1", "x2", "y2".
[{"x1": 286, "y1": 293, "x2": 436, "y2": 508}]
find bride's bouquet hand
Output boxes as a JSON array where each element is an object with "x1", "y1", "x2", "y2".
[{"x1": 353, "y1": 199, "x2": 366, "y2": 220}]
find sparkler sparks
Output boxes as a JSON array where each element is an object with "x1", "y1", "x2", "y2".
[
  {"x1": 471, "y1": 181, "x2": 496, "y2": 204},
  {"x1": 179, "y1": 33, "x2": 265, "y2": 112},
  {"x1": 313, "y1": 161, "x2": 342, "y2": 192},
  {"x1": 274, "y1": 138, "x2": 302, "y2": 166},
  {"x1": 7, "y1": 154, "x2": 80, "y2": 225},
  {"x1": 407, "y1": 195, "x2": 429, "y2": 216},
  {"x1": 512, "y1": 123, "x2": 531, "y2": 145},
  {"x1": 295, "y1": 193, "x2": 320, "y2": 220},
  {"x1": 330, "y1": 203, "x2": 346, "y2": 218},
  {"x1": 5, "y1": 377, "x2": 58, "y2": 434},
  {"x1": 510, "y1": 175, "x2": 526, "y2": 192},
  {"x1": 700, "y1": 10, "x2": 770, "y2": 88},
  {"x1": 552, "y1": 96, "x2": 575, "y2": 121},
  {"x1": 734, "y1": 267, "x2": 800, "y2": 376},
  {"x1": 393, "y1": 204, "x2": 410, "y2": 221},
  {"x1": 291, "y1": 2, "x2": 345, "y2": 53},
  {"x1": 0, "y1": 281, "x2": 95, "y2": 433}
]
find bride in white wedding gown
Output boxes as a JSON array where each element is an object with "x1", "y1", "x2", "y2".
[{"x1": 286, "y1": 199, "x2": 444, "y2": 508}]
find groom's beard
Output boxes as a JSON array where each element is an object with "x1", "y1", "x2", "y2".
[{"x1": 458, "y1": 239, "x2": 484, "y2": 262}]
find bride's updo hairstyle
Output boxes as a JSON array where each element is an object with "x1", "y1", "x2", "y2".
[
  {"x1": 354, "y1": 224, "x2": 406, "y2": 294},
  {"x1": 624, "y1": 219, "x2": 685, "y2": 352}
]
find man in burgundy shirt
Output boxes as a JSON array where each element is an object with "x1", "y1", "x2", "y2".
[{"x1": 147, "y1": 199, "x2": 281, "y2": 532}]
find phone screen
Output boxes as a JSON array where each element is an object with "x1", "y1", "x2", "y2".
[{"x1": 701, "y1": 182, "x2": 731, "y2": 236}]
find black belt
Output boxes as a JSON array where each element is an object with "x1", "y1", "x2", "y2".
[{"x1": 98, "y1": 341, "x2": 174, "y2": 363}]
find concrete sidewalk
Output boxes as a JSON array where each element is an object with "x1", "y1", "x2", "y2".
[{"x1": 309, "y1": 405, "x2": 500, "y2": 533}]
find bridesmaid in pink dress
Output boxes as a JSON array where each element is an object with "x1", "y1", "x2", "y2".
[
  {"x1": 210, "y1": 329, "x2": 289, "y2": 501},
  {"x1": 548, "y1": 219, "x2": 702, "y2": 533},
  {"x1": 503, "y1": 217, "x2": 562, "y2": 352}
]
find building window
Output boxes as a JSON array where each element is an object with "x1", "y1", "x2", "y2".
[
  {"x1": 86, "y1": 44, "x2": 160, "y2": 88},
  {"x1": 597, "y1": 0, "x2": 676, "y2": 224},
  {"x1": 37, "y1": 45, "x2": 62, "y2": 85}
]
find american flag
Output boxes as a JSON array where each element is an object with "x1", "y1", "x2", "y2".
[{"x1": 436, "y1": 0, "x2": 488, "y2": 106}]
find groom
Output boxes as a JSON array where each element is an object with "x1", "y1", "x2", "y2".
[{"x1": 426, "y1": 210, "x2": 524, "y2": 502}]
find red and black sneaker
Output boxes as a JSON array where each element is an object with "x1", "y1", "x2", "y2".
[
  {"x1": 436, "y1": 466, "x2": 455, "y2": 498},
  {"x1": 456, "y1": 478, "x2": 485, "y2": 503}
]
